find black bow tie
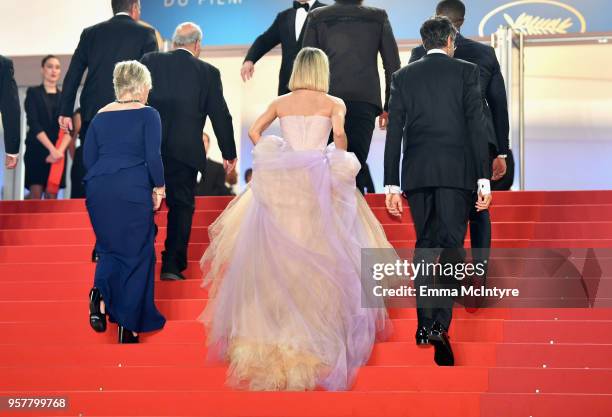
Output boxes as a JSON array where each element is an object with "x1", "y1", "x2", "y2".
[{"x1": 293, "y1": 1, "x2": 310, "y2": 12}]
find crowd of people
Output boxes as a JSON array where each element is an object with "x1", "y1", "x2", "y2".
[{"x1": 0, "y1": 0, "x2": 514, "y2": 392}]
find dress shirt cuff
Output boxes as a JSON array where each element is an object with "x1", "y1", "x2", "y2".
[
  {"x1": 384, "y1": 185, "x2": 402, "y2": 195},
  {"x1": 496, "y1": 154, "x2": 508, "y2": 159},
  {"x1": 478, "y1": 179, "x2": 491, "y2": 196},
  {"x1": 6, "y1": 153, "x2": 19, "y2": 158}
]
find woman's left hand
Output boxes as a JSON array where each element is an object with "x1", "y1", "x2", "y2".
[{"x1": 152, "y1": 192, "x2": 163, "y2": 211}]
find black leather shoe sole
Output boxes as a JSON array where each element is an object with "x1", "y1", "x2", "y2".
[
  {"x1": 160, "y1": 272, "x2": 186, "y2": 281},
  {"x1": 429, "y1": 332, "x2": 454, "y2": 366}
]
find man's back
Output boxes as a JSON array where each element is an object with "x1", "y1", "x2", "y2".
[
  {"x1": 386, "y1": 54, "x2": 489, "y2": 191},
  {"x1": 410, "y1": 34, "x2": 509, "y2": 154},
  {"x1": 60, "y1": 15, "x2": 158, "y2": 122},
  {"x1": 142, "y1": 50, "x2": 235, "y2": 171},
  {"x1": 303, "y1": 4, "x2": 400, "y2": 111}
]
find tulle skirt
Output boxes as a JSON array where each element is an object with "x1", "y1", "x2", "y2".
[{"x1": 199, "y1": 136, "x2": 393, "y2": 391}]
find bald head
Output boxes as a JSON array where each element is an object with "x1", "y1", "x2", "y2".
[{"x1": 173, "y1": 22, "x2": 203, "y2": 55}]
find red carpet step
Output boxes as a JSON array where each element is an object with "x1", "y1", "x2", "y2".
[{"x1": 1, "y1": 191, "x2": 612, "y2": 417}]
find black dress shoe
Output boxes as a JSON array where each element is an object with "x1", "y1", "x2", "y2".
[
  {"x1": 160, "y1": 271, "x2": 186, "y2": 281},
  {"x1": 118, "y1": 326, "x2": 139, "y2": 344},
  {"x1": 88, "y1": 288, "x2": 107, "y2": 333},
  {"x1": 429, "y1": 322, "x2": 454, "y2": 366},
  {"x1": 415, "y1": 326, "x2": 430, "y2": 346}
]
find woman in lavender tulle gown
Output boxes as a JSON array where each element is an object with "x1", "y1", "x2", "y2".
[{"x1": 199, "y1": 48, "x2": 394, "y2": 391}]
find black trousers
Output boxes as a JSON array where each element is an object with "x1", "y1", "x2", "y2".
[
  {"x1": 344, "y1": 101, "x2": 379, "y2": 194},
  {"x1": 406, "y1": 187, "x2": 471, "y2": 331},
  {"x1": 70, "y1": 120, "x2": 89, "y2": 199},
  {"x1": 162, "y1": 157, "x2": 198, "y2": 274}
]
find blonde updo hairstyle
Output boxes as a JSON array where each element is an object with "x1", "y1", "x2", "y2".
[
  {"x1": 288, "y1": 47, "x2": 330, "y2": 93},
  {"x1": 113, "y1": 60, "x2": 152, "y2": 100}
]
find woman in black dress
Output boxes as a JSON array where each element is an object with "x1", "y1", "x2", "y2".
[{"x1": 24, "y1": 55, "x2": 72, "y2": 199}]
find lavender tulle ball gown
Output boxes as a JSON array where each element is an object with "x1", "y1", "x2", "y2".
[{"x1": 199, "y1": 115, "x2": 394, "y2": 391}]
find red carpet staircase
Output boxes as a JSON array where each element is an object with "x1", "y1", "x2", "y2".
[{"x1": 1, "y1": 191, "x2": 612, "y2": 417}]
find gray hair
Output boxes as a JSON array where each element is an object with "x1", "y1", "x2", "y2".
[
  {"x1": 172, "y1": 22, "x2": 203, "y2": 46},
  {"x1": 113, "y1": 60, "x2": 152, "y2": 99}
]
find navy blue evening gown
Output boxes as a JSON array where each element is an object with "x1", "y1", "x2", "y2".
[{"x1": 83, "y1": 107, "x2": 166, "y2": 333}]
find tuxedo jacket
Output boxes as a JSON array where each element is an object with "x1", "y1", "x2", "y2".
[
  {"x1": 195, "y1": 159, "x2": 233, "y2": 197},
  {"x1": 410, "y1": 34, "x2": 510, "y2": 155},
  {"x1": 0, "y1": 55, "x2": 21, "y2": 154},
  {"x1": 384, "y1": 53, "x2": 490, "y2": 192},
  {"x1": 245, "y1": 1, "x2": 326, "y2": 95},
  {"x1": 303, "y1": 4, "x2": 401, "y2": 112},
  {"x1": 59, "y1": 15, "x2": 158, "y2": 122},
  {"x1": 141, "y1": 50, "x2": 237, "y2": 172}
]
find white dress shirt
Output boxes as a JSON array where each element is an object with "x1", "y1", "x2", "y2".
[
  {"x1": 295, "y1": 0, "x2": 316, "y2": 40},
  {"x1": 385, "y1": 47, "x2": 491, "y2": 196}
]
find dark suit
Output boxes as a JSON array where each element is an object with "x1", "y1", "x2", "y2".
[
  {"x1": 410, "y1": 34, "x2": 513, "y2": 190},
  {"x1": 195, "y1": 159, "x2": 233, "y2": 197},
  {"x1": 59, "y1": 14, "x2": 158, "y2": 198},
  {"x1": 0, "y1": 55, "x2": 21, "y2": 155},
  {"x1": 384, "y1": 53, "x2": 490, "y2": 331},
  {"x1": 411, "y1": 35, "x2": 511, "y2": 270},
  {"x1": 141, "y1": 49, "x2": 237, "y2": 275},
  {"x1": 245, "y1": 1, "x2": 326, "y2": 96},
  {"x1": 303, "y1": 4, "x2": 400, "y2": 193}
]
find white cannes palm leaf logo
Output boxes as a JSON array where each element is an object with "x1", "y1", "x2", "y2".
[{"x1": 478, "y1": 0, "x2": 587, "y2": 36}]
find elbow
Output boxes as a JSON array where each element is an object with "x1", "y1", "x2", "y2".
[{"x1": 248, "y1": 128, "x2": 260, "y2": 144}]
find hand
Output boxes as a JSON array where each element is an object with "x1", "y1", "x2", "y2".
[
  {"x1": 5, "y1": 155, "x2": 18, "y2": 169},
  {"x1": 241, "y1": 61, "x2": 255, "y2": 82},
  {"x1": 385, "y1": 193, "x2": 403, "y2": 218},
  {"x1": 58, "y1": 116, "x2": 73, "y2": 132},
  {"x1": 491, "y1": 157, "x2": 507, "y2": 181},
  {"x1": 378, "y1": 112, "x2": 389, "y2": 130},
  {"x1": 46, "y1": 148, "x2": 64, "y2": 164},
  {"x1": 224, "y1": 158, "x2": 237, "y2": 175},
  {"x1": 152, "y1": 192, "x2": 163, "y2": 211},
  {"x1": 475, "y1": 192, "x2": 493, "y2": 212}
]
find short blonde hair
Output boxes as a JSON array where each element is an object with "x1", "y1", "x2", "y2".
[
  {"x1": 113, "y1": 60, "x2": 152, "y2": 99},
  {"x1": 288, "y1": 47, "x2": 329, "y2": 93}
]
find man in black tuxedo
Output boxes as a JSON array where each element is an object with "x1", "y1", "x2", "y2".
[
  {"x1": 58, "y1": 0, "x2": 158, "y2": 198},
  {"x1": 141, "y1": 23, "x2": 237, "y2": 281},
  {"x1": 241, "y1": 0, "x2": 326, "y2": 95},
  {"x1": 0, "y1": 55, "x2": 21, "y2": 169},
  {"x1": 410, "y1": 0, "x2": 512, "y2": 293},
  {"x1": 384, "y1": 17, "x2": 492, "y2": 366},
  {"x1": 303, "y1": 0, "x2": 400, "y2": 193}
]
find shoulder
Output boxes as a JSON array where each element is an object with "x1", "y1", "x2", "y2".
[
  {"x1": 142, "y1": 106, "x2": 161, "y2": 120},
  {"x1": 0, "y1": 55, "x2": 12, "y2": 68},
  {"x1": 327, "y1": 95, "x2": 346, "y2": 111},
  {"x1": 25, "y1": 86, "x2": 42, "y2": 98},
  {"x1": 141, "y1": 51, "x2": 162, "y2": 63},
  {"x1": 199, "y1": 60, "x2": 221, "y2": 77},
  {"x1": 455, "y1": 58, "x2": 479, "y2": 71}
]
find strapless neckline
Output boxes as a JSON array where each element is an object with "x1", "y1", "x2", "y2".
[{"x1": 279, "y1": 115, "x2": 331, "y2": 121}]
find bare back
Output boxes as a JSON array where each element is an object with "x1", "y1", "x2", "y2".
[{"x1": 249, "y1": 90, "x2": 348, "y2": 150}]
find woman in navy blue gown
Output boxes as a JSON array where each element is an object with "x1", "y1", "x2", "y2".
[{"x1": 84, "y1": 60, "x2": 166, "y2": 343}]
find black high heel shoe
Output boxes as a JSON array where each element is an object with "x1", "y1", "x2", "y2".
[
  {"x1": 89, "y1": 288, "x2": 107, "y2": 333},
  {"x1": 118, "y1": 326, "x2": 139, "y2": 344}
]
